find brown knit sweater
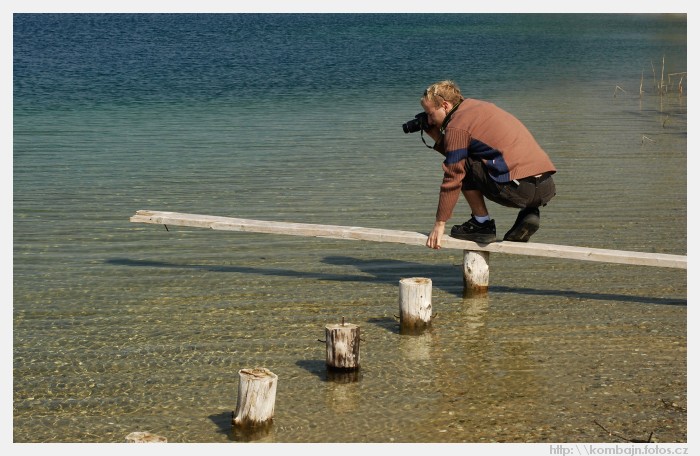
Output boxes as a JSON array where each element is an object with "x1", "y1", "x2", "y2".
[{"x1": 434, "y1": 98, "x2": 556, "y2": 222}]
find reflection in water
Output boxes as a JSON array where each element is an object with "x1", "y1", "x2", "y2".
[
  {"x1": 427, "y1": 293, "x2": 551, "y2": 441},
  {"x1": 325, "y1": 373, "x2": 362, "y2": 413},
  {"x1": 462, "y1": 295, "x2": 490, "y2": 338},
  {"x1": 399, "y1": 330, "x2": 433, "y2": 362}
]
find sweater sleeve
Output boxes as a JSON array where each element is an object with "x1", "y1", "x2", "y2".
[
  {"x1": 436, "y1": 158, "x2": 467, "y2": 221},
  {"x1": 435, "y1": 128, "x2": 471, "y2": 222},
  {"x1": 433, "y1": 135, "x2": 446, "y2": 156}
]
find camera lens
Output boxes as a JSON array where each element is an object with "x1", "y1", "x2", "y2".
[
  {"x1": 402, "y1": 112, "x2": 427, "y2": 134},
  {"x1": 402, "y1": 117, "x2": 421, "y2": 134}
]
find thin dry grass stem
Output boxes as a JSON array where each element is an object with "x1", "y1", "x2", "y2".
[
  {"x1": 642, "y1": 58, "x2": 686, "y2": 96},
  {"x1": 668, "y1": 72, "x2": 686, "y2": 94},
  {"x1": 613, "y1": 85, "x2": 627, "y2": 97},
  {"x1": 641, "y1": 135, "x2": 655, "y2": 145},
  {"x1": 612, "y1": 70, "x2": 676, "y2": 98},
  {"x1": 660, "y1": 56, "x2": 665, "y2": 93}
]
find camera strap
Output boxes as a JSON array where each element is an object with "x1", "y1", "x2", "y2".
[{"x1": 420, "y1": 129, "x2": 435, "y2": 149}]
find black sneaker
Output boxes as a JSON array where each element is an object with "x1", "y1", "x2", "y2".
[
  {"x1": 450, "y1": 217, "x2": 497, "y2": 243},
  {"x1": 503, "y1": 207, "x2": 540, "y2": 242}
]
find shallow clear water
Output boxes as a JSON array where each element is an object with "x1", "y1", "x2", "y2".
[{"x1": 13, "y1": 13, "x2": 687, "y2": 443}]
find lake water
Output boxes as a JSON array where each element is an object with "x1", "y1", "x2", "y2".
[{"x1": 12, "y1": 13, "x2": 687, "y2": 443}]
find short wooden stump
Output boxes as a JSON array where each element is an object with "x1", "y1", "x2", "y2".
[
  {"x1": 325, "y1": 321, "x2": 361, "y2": 371},
  {"x1": 399, "y1": 277, "x2": 433, "y2": 333},
  {"x1": 232, "y1": 367, "x2": 278, "y2": 429},
  {"x1": 463, "y1": 250, "x2": 489, "y2": 295}
]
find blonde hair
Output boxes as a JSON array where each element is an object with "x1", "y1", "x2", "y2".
[{"x1": 422, "y1": 80, "x2": 464, "y2": 107}]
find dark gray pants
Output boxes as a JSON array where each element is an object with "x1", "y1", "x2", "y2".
[{"x1": 461, "y1": 156, "x2": 556, "y2": 209}]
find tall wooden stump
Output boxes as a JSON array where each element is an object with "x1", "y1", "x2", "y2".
[
  {"x1": 325, "y1": 320, "x2": 361, "y2": 371},
  {"x1": 398, "y1": 277, "x2": 432, "y2": 334},
  {"x1": 232, "y1": 368, "x2": 278, "y2": 431},
  {"x1": 463, "y1": 250, "x2": 489, "y2": 296}
]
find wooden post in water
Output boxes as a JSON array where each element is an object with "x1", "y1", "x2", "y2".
[
  {"x1": 325, "y1": 318, "x2": 361, "y2": 371},
  {"x1": 125, "y1": 431, "x2": 167, "y2": 443},
  {"x1": 232, "y1": 368, "x2": 278, "y2": 429},
  {"x1": 398, "y1": 277, "x2": 432, "y2": 333},
  {"x1": 463, "y1": 250, "x2": 489, "y2": 295}
]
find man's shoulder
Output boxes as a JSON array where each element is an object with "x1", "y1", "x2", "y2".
[
  {"x1": 451, "y1": 98, "x2": 497, "y2": 125},
  {"x1": 459, "y1": 98, "x2": 497, "y2": 111},
  {"x1": 455, "y1": 98, "x2": 517, "y2": 125}
]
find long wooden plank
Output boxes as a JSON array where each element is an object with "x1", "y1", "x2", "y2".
[{"x1": 130, "y1": 210, "x2": 687, "y2": 269}]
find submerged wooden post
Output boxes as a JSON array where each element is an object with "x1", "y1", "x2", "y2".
[
  {"x1": 125, "y1": 431, "x2": 167, "y2": 443},
  {"x1": 463, "y1": 250, "x2": 489, "y2": 295},
  {"x1": 232, "y1": 368, "x2": 278, "y2": 429},
  {"x1": 398, "y1": 277, "x2": 432, "y2": 333},
  {"x1": 325, "y1": 318, "x2": 361, "y2": 371}
]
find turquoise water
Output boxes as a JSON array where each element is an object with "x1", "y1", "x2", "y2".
[{"x1": 13, "y1": 14, "x2": 687, "y2": 443}]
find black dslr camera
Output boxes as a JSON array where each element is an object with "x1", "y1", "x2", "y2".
[{"x1": 402, "y1": 112, "x2": 429, "y2": 134}]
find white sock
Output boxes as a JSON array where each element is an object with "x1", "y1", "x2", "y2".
[{"x1": 474, "y1": 215, "x2": 491, "y2": 224}]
